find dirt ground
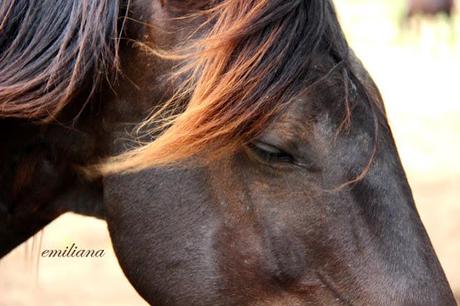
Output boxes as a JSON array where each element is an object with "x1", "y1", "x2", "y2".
[{"x1": 1, "y1": 1, "x2": 460, "y2": 305}]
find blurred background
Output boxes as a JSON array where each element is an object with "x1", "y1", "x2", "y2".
[{"x1": 1, "y1": 0, "x2": 459, "y2": 305}]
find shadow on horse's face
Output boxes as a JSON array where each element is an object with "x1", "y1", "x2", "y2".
[{"x1": 94, "y1": 1, "x2": 457, "y2": 305}]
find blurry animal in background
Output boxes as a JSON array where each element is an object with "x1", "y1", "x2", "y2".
[
  {"x1": 406, "y1": 0, "x2": 455, "y2": 19},
  {"x1": 401, "y1": 0, "x2": 457, "y2": 36}
]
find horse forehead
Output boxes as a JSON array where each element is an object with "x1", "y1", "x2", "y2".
[{"x1": 262, "y1": 76, "x2": 341, "y2": 143}]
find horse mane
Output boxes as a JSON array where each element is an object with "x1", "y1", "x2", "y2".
[
  {"x1": 0, "y1": 0, "x2": 122, "y2": 120},
  {"x1": 98, "y1": 0, "x2": 381, "y2": 175},
  {"x1": 1, "y1": 0, "x2": 382, "y2": 177}
]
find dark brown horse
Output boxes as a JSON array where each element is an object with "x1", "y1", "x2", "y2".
[{"x1": 0, "y1": 0, "x2": 456, "y2": 305}]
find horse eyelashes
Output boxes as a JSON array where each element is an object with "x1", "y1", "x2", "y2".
[{"x1": 248, "y1": 142, "x2": 295, "y2": 164}]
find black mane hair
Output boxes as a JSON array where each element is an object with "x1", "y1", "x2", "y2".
[{"x1": 0, "y1": 0, "x2": 123, "y2": 120}]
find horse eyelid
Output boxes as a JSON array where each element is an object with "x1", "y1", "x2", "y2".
[{"x1": 248, "y1": 141, "x2": 295, "y2": 164}]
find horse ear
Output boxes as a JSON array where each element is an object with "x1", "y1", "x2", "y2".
[
  {"x1": 347, "y1": 50, "x2": 385, "y2": 114},
  {"x1": 0, "y1": 0, "x2": 123, "y2": 121}
]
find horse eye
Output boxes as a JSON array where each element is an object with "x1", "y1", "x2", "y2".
[{"x1": 248, "y1": 141, "x2": 294, "y2": 164}]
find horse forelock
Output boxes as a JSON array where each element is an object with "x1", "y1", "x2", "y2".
[
  {"x1": 0, "y1": 0, "x2": 124, "y2": 121},
  {"x1": 1, "y1": 0, "x2": 382, "y2": 176},
  {"x1": 99, "y1": 0, "x2": 384, "y2": 175}
]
